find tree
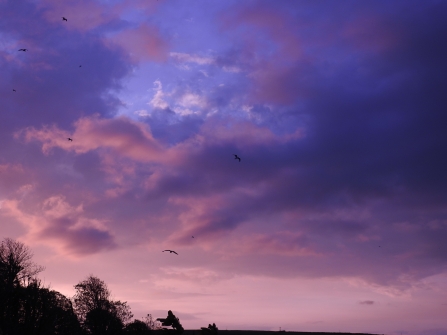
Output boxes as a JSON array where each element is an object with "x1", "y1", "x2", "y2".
[
  {"x1": 85, "y1": 308, "x2": 124, "y2": 335},
  {"x1": 73, "y1": 275, "x2": 133, "y2": 334},
  {"x1": 143, "y1": 314, "x2": 161, "y2": 330},
  {"x1": 0, "y1": 238, "x2": 45, "y2": 288},
  {"x1": 18, "y1": 279, "x2": 82, "y2": 335},
  {"x1": 0, "y1": 238, "x2": 45, "y2": 334},
  {"x1": 111, "y1": 300, "x2": 133, "y2": 327},
  {"x1": 73, "y1": 276, "x2": 112, "y2": 324},
  {"x1": 124, "y1": 319, "x2": 150, "y2": 335}
]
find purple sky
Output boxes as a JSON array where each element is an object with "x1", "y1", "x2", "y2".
[{"x1": 1, "y1": 0, "x2": 447, "y2": 334}]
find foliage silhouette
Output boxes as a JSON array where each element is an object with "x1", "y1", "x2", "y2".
[
  {"x1": 0, "y1": 238, "x2": 45, "y2": 287},
  {"x1": 17, "y1": 279, "x2": 82, "y2": 335},
  {"x1": 85, "y1": 307, "x2": 124, "y2": 335},
  {"x1": 124, "y1": 319, "x2": 151, "y2": 334},
  {"x1": 143, "y1": 314, "x2": 162, "y2": 330},
  {"x1": 73, "y1": 275, "x2": 133, "y2": 333},
  {"x1": 0, "y1": 238, "x2": 46, "y2": 334}
]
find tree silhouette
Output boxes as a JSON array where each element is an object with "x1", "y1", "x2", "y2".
[
  {"x1": 85, "y1": 307, "x2": 124, "y2": 335},
  {"x1": 73, "y1": 275, "x2": 112, "y2": 325},
  {"x1": 0, "y1": 238, "x2": 45, "y2": 334},
  {"x1": 17, "y1": 279, "x2": 82, "y2": 335},
  {"x1": 0, "y1": 238, "x2": 45, "y2": 287},
  {"x1": 73, "y1": 275, "x2": 133, "y2": 333},
  {"x1": 143, "y1": 313, "x2": 161, "y2": 330},
  {"x1": 124, "y1": 319, "x2": 151, "y2": 334}
]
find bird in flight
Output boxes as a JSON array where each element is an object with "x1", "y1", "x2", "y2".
[
  {"x1": 67, "y1": 138, "x2": 73, "y2": 141},
  {"x1": 13, "y1": 89, "x2": 16, "y2": 92},
  {"x1": 163, "y1": 250, "x2": 178, "y2": 255},
  {"x1": 18, "y1": 49, "x2": 27, "y2": 52},
  {"x1": 62, "y1": 17, "x2": 67, "y2": 21},
  {"x1": 234, "y1": 154, "x2": 241, "y2": 162}
]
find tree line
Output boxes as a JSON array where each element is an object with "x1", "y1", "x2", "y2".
[{"x1": 0, "y1": 237, "x2": 161, "y2": 335}]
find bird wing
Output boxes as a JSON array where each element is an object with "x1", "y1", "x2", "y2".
[{"x1": 173, "y1": 251, "x2": 178, "y2": 255}]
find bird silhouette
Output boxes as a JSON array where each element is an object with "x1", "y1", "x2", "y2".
[
  {"x1": 62, "y1": 17, "x2": 67, "y2": 21},
  {"x1": 67, "y1": 138, "x2": 73, "y2": 141},
  {"x1": 18, "y1": 49, "x2": 27, "y2": 52},
  {"x1": 163, "y1": 250, "x2": 178, "y2": 255},
  {"x1": 234, "y1": 154, "x2": 241, "y2": 162},
  {"x1": 13, "y1": 89, "x2": 16, "y2": 92}
]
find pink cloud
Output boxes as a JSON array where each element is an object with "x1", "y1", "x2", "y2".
[
  {"x1": 198, "y1": 118, "x2": 305, "y2": 146},
  {"x1": 342, "y1": 14, "x2": 401, "y2": 54},
  {"x1": 157, "y1": 267, "x2": 232, "y2": 285},
  {"x1": 110, "y1": 23, "x2": 168, "y2": 62},
  {"x1": 2, "y1": 195, "x2": 117, "y2": 257},
  {"x1": 17, "y1": 114, "x2": 304, "y2": 178},
  {"x1": 220, "y1": 5, "x2": 303, "y2": 61},
  {"x1": 17, "y1": 115, "x2": 165, "y2": 162},
  {"x1": 165, "y1": 195, "x2": 232, "y2": 246},
  {"x1": 219, "y1": 6, "x2": 312, "y2": 105},
  {"x1": 226, "y1": 232, "x2": 320, "y2": 257},
  {"x1": 0, "y1": 164, "x2": 31, "y2": 196},
  {"x1": 248, "y1": 62, "x2": 315, "y2": 105}
]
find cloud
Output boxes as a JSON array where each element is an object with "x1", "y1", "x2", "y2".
[
  {"x1": 0, "y1": 164, "x2": 30, "y2": 198},
  {"x1": 2, "y1": 195, "x2": 117, "y2": 256},
  {"x1": 158, "y1": 267, "x2": 232, "y2": 285},
  {"x1": 170, "y1": 52, "x2": 214, "y2": 66},
  {"x1": 110, "y1": 23, "x2": 168, "y2": 62},
  {"x1": 149, "y1": 80, "x2": 170, "y2": 110},
  {"x1": 359, "y1": 300, "x2": 375, "y2": 305},
  {"x1": 17, "y1": 115, "x2": 165, "y2": 163}
]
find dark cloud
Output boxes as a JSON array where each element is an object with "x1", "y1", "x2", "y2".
[
  {"x1": 42, "y1": 223, "x2": 117, "y2": 256},
  {"x1": 0, "y1": 0, "x2": 131, "y2": 159},
  {"x1": 359, "y1": 300, "x2": 374, "y2": 305}
]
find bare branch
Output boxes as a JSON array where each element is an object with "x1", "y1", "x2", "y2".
[{"x1": 0, "y1": 238, "x2": 45, "y2": 287}]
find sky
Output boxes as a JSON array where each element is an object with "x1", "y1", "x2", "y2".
[{"x1": 1, "y1": 0, "x2": 447, "y2": 334}]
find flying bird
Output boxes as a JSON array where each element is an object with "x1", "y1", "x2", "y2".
[
  {"x1": 234, "y1": 154, "x2": 241, "y2": 162},
  {"x1": 162, "y1": 250, "x2": 178, "y2": 255},
  {"x1": 62, "y1": 17, "x2": 67, "y2": 21},
  {"x1": 18, "y1": 49, "x2": 27, "y2": 52},
  {"x1": 13, "y1": 89, "x2": 16, "y2": 92},
  {"x1": 67, "y1": 138, "x2": 73, "y2": 141}
]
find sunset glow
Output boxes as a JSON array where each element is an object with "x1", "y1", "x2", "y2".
[{"x1": 1, "y1": 1, "x2": 447, "y2": 334}]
